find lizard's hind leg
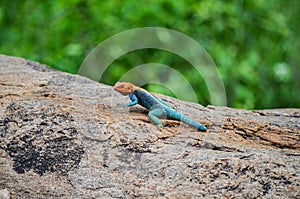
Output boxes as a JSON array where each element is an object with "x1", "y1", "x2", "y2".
[{"x1": 148, "y1": 108, "x2": 166, "y2": 129}]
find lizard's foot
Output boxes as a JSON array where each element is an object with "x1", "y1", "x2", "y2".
[
  {"x1": 117, "y1": 103, "x2": 134, "y2": 107},
  {"x1": 157, "y1": 124, "x2": 163, "y2": 131}
]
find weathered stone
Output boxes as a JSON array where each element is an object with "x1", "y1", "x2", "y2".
[
  {"x1": 0, "y1": 188, "x2": 11, "y2": 199},
  {"x1": 0, "y1": 55, "x2": 299, "y2": 198}
]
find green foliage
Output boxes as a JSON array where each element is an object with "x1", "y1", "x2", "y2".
[{"x1": 1, "y1": 0, "x2": 299, "y2": 109}]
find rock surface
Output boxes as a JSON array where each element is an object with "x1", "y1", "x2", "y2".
[{"x1": 0, "y1": 54, "x2": 299, "y2": 198}]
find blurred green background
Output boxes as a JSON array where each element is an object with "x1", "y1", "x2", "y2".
[{"x1": 1, "y1": 0, "x2": 299, "y2": 109}]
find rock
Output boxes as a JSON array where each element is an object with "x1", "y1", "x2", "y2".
[
  {"x1": 0, "y1": 189, "x2": 11, "y2": 199},
  {"x1": 0, "y1": 54, "x2": 299, "y2": 198}
]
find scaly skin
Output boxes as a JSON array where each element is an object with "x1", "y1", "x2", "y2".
[{"x1": 114, "y1": 82, "x2": 207, "y2": 132}]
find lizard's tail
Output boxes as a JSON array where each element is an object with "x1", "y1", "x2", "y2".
[{"x1": 170, "y1": 110, "x2": 207, "y2": 132}]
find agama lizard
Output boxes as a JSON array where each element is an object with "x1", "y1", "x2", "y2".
[{"x1": 113, "y1": 82, "x2": 207, "y2": 132}]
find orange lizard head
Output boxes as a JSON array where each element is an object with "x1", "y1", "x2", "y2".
[{"x1": 113, "y1": 82, "x2": 135, "y2": 95}]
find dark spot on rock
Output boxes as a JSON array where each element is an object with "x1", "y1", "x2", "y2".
[{"x1": 0, "y1": 102, "x2": 84, "y2": 176}]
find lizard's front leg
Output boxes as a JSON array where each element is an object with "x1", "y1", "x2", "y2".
[
  {"x1": 148, "y1": 108, "x2": 166, "y2": 129},
  {"x1": 121, "y1": 93, "x2": 138, "y2": 107}
]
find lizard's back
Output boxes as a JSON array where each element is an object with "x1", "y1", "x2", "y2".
[{"x1": 133, "y1": 89, "x2": 167, "y2": 110}]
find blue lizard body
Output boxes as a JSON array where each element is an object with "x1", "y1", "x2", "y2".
[{"x1": 114, "y1": 82, "x2": 207, "y2": 132}]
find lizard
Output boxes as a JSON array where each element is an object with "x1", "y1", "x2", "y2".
[{"x1": 113, "y1": 82, "x2": 207, "y2": 132}]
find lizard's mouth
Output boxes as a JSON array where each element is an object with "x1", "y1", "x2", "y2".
[{"x1": 114, "y1": 89, "x2": 131, "y2": 95}]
